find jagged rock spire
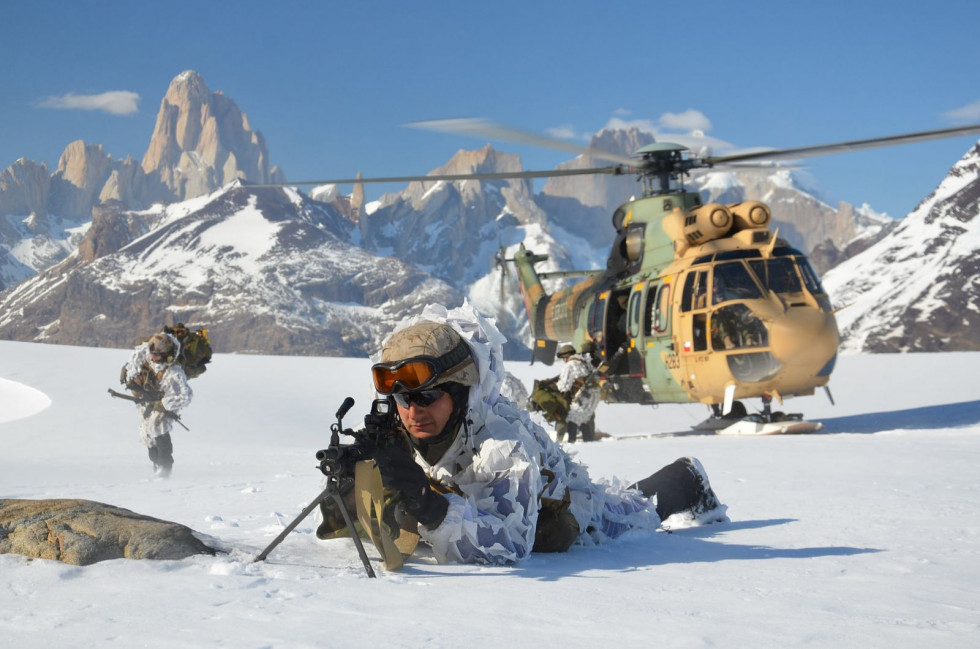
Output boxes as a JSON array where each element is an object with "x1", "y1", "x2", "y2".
[{"x1": 141, "y1": 70, "x2": 283, "y2": 200}]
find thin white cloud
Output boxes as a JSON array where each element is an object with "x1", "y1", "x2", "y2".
[
  {"x1": 38, "y1": 90, "x2": 140, "y2": 116},
  {"x1": 658, "y1": 109, "x2": 712, "y2": 133},
  {"x1": 942, "y1": 99, "x2": 980, "y2": 122}
]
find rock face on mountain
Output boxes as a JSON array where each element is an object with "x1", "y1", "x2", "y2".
[
  {"x1": 0, "y1": 71, "x2": 285, "y2": 292},
  {"x1": 362, "y1": 146, "x2": 544, "y2": 283},
  {"x1": 0, "y1": 183, "x2": 461, "y2": 355},
  {"x1": 539, "y1": 128, "x2": 655, "y2": 242},
  {"x1": 49, "y1": 141, "x2": 114, "y2": 219},
  {"x1": 0, "y1": 158, "x2": 51, "y2": 218},
  {"x1": 823, "y1": 141, "x2": 980, "y2": 352},
  {"x1": 141, "y1": 70, "x2": 285, "y2": 201}
]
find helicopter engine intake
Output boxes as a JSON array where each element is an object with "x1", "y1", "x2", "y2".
[
  {"x1": 729, "y1": 201, "x2": 771, "y2": 231},
  {"x1": 663, "y1": 202, "x2": 733, "y2": 256}
]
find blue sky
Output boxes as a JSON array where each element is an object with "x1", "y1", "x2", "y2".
[{"x1": 3, "y1": 0, "x2": 980, "y2": 219}]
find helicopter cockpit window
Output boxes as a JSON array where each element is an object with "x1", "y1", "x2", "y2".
[
  {"x1": 749, "y1": 258, "x2": 803, "y2": 294},
  {"x1": 711, "y1": 304, "x2": 768, "y2": 351},
  {"x1": 712, "y1": 262, "x2": 763, "y2": 305},
  {"x1": 796, "y1": 257, "x2": 825, "y2": 294}
]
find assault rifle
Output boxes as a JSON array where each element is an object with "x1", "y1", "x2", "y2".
[
  {"x1": 107, "y1": 388, "x2": 190, "y2": 431},
  {"x1": 252, "y1": 396, "x2": 399, "y2": 577}
]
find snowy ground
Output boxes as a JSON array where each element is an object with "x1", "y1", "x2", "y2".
[{"x1": 2, "y1": 341, "x2": 979, "y2": 648}]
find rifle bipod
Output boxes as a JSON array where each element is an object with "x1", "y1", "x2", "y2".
[
  {"x1": 252, "y1": 396, "x2": 378, "y2": 577},
  {"x1": 252, "y1": 478, "x2": 376, "y2": 578}
]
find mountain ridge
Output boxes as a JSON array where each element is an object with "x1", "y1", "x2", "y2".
[{"x1": 3, "y1": 70, "x2": 977, "y2": 356}]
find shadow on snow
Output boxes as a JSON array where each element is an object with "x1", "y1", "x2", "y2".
[
  {"x1": 816, "y1": 399, "x2": 980, "y2": 435},
  {"x1": 392, "y1": 517, "x2": 880, "y2": 582}
]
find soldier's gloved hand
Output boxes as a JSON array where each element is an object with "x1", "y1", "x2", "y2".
[
  {"x1": 373, "y1": 445, "x2": 448, "y2": 529},
  {"x1": 152, "y1": 401, "x2": 167, "y2": 414}
]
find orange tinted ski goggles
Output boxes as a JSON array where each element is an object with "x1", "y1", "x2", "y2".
[
  {"x1": 371, "y1": 341, "x2": 473, "y2": 395},
  {"x1": 372, "y1": 357, "x2": 442, "y2": 394}
]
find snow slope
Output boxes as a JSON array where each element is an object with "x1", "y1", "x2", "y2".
[{"x1": 2, "y1": 342, "x2": 979, "y2": 648}]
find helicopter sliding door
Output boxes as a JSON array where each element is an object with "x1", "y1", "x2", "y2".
[
  {"x1": 640, "y1": 279, "x2": 688, "y2": 402},
  {"x1": 597, "y1": 287, "x2": 654, "y2": 404},
  {"x1": 677, "y1": 268, "x2": 711, "y2": 401}
]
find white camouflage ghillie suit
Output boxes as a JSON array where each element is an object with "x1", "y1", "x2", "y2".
[
  {"x1": 373, "y1": 302, "x2": 725, "y2": 565},
  {"x1": 123, "y1": 332, "x2": 193, "y2": 476},
  {"x1": 556, "y1": 352, "x2": 601, "y2": 438},
  {"x1": 499, "y1": 371, "x2": 530, "y2": 409}
]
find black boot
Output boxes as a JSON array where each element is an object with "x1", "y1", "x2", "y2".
[
  {"x1": 566, "y1": 422, "x2": 579, "y2": 443},
  {"x1": 148, "y1": 433, "x2": 174, "y2": 478},
  {"x1": 631, "y1": 457, "x2": 722, "y2": 520}
]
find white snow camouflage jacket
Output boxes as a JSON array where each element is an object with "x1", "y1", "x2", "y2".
[
  {"x1": 556, "y1": 354, "x2": 601, "y2": 425},
  {"x1": 124, "y1": 334, "x2": 193, "y2": 446},
  {"x1": 385, "y1": 302, "x2": 660, "y2": 565}
]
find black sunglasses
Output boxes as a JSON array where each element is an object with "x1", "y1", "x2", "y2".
[{"x1": 392, "y1": 389, "x2": 446, "y2": 409}]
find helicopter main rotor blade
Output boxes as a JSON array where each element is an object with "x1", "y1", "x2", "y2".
[
  {"x1": 707, "y1": 123, "x2": 980, "y2": 165},
  {"x1": 407, "y1": 118, "x2": 639, "y2": 167},
  {"x1": 252, "y1": 165, "x2": 627, "y2": 188}
]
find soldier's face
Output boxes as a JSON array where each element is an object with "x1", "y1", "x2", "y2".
[{"x1": 396, "y1": 391, "x2": 454, "y2": 440}]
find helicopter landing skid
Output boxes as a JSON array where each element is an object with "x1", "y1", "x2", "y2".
[{"x1": 714, "y1": 416, "x2": 823, "y2": 436}]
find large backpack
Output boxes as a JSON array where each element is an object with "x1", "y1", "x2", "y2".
[
  {"x1": 163, "y1": 323, "x2": 213, "y2": 379},
  {"x1": 528, "y1": 378, "x2": 569, "y2": 424}
]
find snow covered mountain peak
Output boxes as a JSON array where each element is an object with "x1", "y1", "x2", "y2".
[{"x1": 823, "y1": 142, "x2": 980, "y2": 352}]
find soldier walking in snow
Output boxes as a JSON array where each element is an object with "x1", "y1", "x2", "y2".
[{"x1": 120, "y1": 333, "x2": 192, "y2": 477}]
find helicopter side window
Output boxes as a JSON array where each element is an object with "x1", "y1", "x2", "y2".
[
  {"x1": 681, "y1": 270, "x2": 709, "y2": 312},
  {"x1": 628, "y1": 290, "x2": 642, "y2": 338},
  {"x1": 589, "y1": 296, "x2": 606, "y2": 341},
  {"x1": 749, "y1": 258, "x2": 803, "y2": 294},
  {"x1": 712, "y1": 262, "x2": 763, "y2": 305},
  {"x1": 692, "y1": 313, "x2": 707, "y2": 352},
  {"x1": 647, "y1": 283, "x2": 671, "y2": 335}
]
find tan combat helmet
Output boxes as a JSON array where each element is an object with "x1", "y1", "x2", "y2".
[
  {"x1": 373, "y1": 321, "x2": 478, "y2": 394},
  {"x1": 148, "y1": 333, "x2": 177, "y2": 363},
  {"x1": 556, "y1": 343, "x2": 576, "y2": 359}
]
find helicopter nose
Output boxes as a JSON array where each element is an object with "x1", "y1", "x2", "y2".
[{"x1": 768, "y1": 307, "x2": 840, "y2": 366}]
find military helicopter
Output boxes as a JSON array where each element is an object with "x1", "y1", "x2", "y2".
[{"x1": 277, "y1": 119, "x2": 980, "y2": 434}]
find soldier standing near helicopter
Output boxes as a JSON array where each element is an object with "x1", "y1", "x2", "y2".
[{"x1": 555, "y1": 343, "x2": 601, "y2": 443}]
